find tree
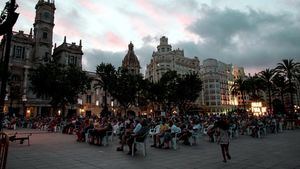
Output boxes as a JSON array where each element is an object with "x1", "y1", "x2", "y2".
[
  {"x1": 259, "y1": 68, "x2": 276, "y2": 113},
  {"x1": 143, "y1": 80, "x2": 165, "y2": 113},
  {"x1": 276, "y1": 59, "x2": 300, "y2": 112},
  {"x1": 148, "y1": 71, "x2": 202, "y2": 115},
  {"x1": 272, "y1": 73, "x2": 288, "y2": 112},
  {"x1": 95, "y1": 63, "x2": 116, "y2": 116},
  {"x1": 109, "y1": 68, "x2": 143, "y2": 115},
  {"x1": 245, "y1": 74, "x2": 264, "y2": 101},
  {"x1": 231, "y1": 77, "x2": 248, "y2": 110},
  {"x1": 159, "y1": 71, "x2": 178, "y2": 113},
  {"x1": 175, "y1": 73, "x2": 202, "y2": 114},
  {"x1": 29, "y1": 62, "x2": 90, "y2": 115}
]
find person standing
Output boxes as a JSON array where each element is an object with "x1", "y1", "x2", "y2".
[{"x1": 217, "y1": 118, "x2": 231, "y2": 163}]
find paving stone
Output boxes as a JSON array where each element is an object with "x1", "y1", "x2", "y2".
[{"x1": 5, "y1": 129, "x2": 300, "y2": 169}]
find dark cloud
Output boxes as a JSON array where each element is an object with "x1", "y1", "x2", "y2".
[
  {"x1": 82, "y1": 4, "x2": 300, "y2": 75},
  {"x1": 141, "y1": 35, "x2": 160, "y2": 45},
  {"x1": 83, "y1": 49, "x2": 124, "y2": 72},
  {"x1": 184, "y1": 6, "x2": 300, "y2": 73},
  {"x1": 161, "y1": 0, "x2": 199, "y2": 12},
  {"x1": 135, "y1": 45, "x2": 156, "y2": 74},
  {"x1": 83, "y1": 45, "x2": 155, "y2": 74}
]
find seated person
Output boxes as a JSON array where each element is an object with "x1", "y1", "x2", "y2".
[
  {"x1": 163, "y1": 121, "x2": 181, "y2": 149},
  {"x1": 192, "y1": 120, "x2": 202, "y2": 133},
  {"x1": 178, "y1": 123, "x2": 192, "y2": 145},
  {"x1": 126, "y1": 118, "x2": 149, "y2": 155},
  {"x1": 90, "y1": 118, "x2": 112, "y2": 145},
  {"x1": 150, "y1": 121, "x2": 161, "y2": 148},
  {"x1": 116, "y1": 117, "x2": 134, "y2": 151},
  {"x1": 155, "y1": 118, "x2": 169, "y2": 148},
  {"x1": 76, "y1": 118, "x2": 91, "y2": 142}
]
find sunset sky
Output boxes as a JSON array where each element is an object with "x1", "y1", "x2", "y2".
[{"x1": 1, "y1": 0, "x2": 300, "y2": 75}]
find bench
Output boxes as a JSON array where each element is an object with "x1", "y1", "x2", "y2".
[{"x1": 9, "y1": 133, "x2": 32, "y2": 146}]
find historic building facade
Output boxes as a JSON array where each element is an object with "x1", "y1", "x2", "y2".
[
  {"x1": 78, "y1": 42, "x2": 141, "y2": 117},
  {"x1": 145, "y1": 36, "x2": 200, "y2": 82},
  {"x1": 199, "y1": 58, "x2": 247, "y2": 114},
  {"x1": 0, "y1": 0, "x2": 85, "y2": 117}
]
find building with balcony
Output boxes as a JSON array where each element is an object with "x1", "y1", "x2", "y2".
[
  {"x1": 199, "y1": 58, "x2": 246, "y2": 114},
  {"x1": 145, "y1": 36, "x2": 200, "y2": 82},
  {"x1": 0, "y1": 0, "x2": 85, "y2": 117}
]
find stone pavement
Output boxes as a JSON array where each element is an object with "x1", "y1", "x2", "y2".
[{"x1": 5, "y1": 129, "x2": 300, "y2": 169}]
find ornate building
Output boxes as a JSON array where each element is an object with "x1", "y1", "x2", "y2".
[
  {"x1": 53, "y1": 36, "x2": 83, "y2": 68},
  {"x1": 199, "y1": 58, "x2": 246, "y2": 114},
  {"x1": 122, "y1": 42, "x2": 140, "y2": 75},
  {"x1": 145, "y1": 36, "x2": 200, "y2": 82},
  {"x1": 0, "y1": 0, "x2": 83, "y2": 117}
]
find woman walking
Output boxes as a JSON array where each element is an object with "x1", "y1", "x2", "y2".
[{"x1": 217, "y1": 118, "x2": 231, "y2": 163}]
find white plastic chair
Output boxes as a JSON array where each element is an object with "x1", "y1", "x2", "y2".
[
  {"x1": 171, "y1": 133, "x2": 180, "y2": 150},
  {"x1": 189, "y1": 129, "x2": 202, "y2": 145},
  {"x1": 132, "y1": 131, "x2": 149, "y2": 157},
  {"x1": 103, "y1": 131, "x2": 113, "y2": 146}
]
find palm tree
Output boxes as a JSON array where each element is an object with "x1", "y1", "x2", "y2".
[
  {"x1": 259, "y1": 68, "x2": 276, "y2": 113},
  {"x1": 95, "y1": 63, "x2": 116, "y2": 117},
  {"x1": 245, "y1": 74, "x2": 264, "y2": 102},
  {"x1": 276, "y1": 59, "x2": 300, "y2": 112},
  {"x1": 272, "y1": 73, "x2": 288, "y2": 112},
  {"x1": 231, "y1": 77, "x2": 248, "y2": 110}
]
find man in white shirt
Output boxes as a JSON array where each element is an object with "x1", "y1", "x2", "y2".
[{"x1": 126, "y1": 117, "x2": 142, "y2": 155}]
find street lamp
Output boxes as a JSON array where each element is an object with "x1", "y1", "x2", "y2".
[
  {"x1": 0, "y1": 0, "x2": 19, "y2": 115},
  {"x1": 22, "y1": 95, "x2": 27, "y2": 117}
]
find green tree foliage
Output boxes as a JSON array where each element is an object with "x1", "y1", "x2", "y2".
[
  {"x1": 272, "y1": 73, "x2": 288, "y2": 112},
  {"x1": 147, "y1": 70, "x2": 202, "y2": 114},
  {"x1": 160, "y1": 70, "x2": 178, "y2": 111},
  {"x1": 175, "y1": 73, "x2": 202, "y2": 114},
  {"x1": 259, "y1": 68, "x2": 276, "y2": 112},
  {"x1": 95, "y1": 63, "x2": 116, "y2": 116},
  {"x1": 276, "y1": 59, "x2": 300, "y2": 111},
  {"x1": 143, "y1": 80, "x2": 165, "y2": 111},
  {"x1": 109, "y1": 68, "x2": 144, "y2": 114},
  {"x1": 231, "y1": 76, "x2": 248, "y2": 110},
  {"x1": 29, "y1": 62, "x2": 91, "y2": 112},
  {"x1": 245, "y1": 74, "x2": 264, "y2": 101}
]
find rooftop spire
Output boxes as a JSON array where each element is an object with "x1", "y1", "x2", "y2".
[{"x1": 128, "y1": 41, "x2": 134, "y2": 51}]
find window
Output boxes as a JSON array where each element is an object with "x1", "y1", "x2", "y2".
[
  {"x1": 43, "y1": 32, "x2": 48, "y2": 39},
  {"x1": 13, "y1": 46, "x2": 25, "y2": 59},
  {"x1": 44, "y1": 52, "x2": 50, "y2": 62},
  {"x1": 86, "y1": 95, "x2": 92, "y2": 104},
  {"x1": 68, "y1": 55, "x2": 77, "y2": 65}
]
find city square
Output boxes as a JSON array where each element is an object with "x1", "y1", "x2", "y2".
[
  {"x1": 1, "y1": 1, "x2": 300, "y2": 169},
  {"x1": 5, "y1": 128, "x2": 300, "y2": 169}
]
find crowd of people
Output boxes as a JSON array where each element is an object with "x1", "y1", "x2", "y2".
[{"x1": 1, "y1": 111, "x2": 300, "y2": 161}]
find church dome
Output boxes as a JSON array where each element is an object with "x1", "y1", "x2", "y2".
[{"x1": 122, "y1": 42, "x2": 140, "y2": 74}]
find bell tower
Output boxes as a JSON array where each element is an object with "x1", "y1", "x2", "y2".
[{"x1": 33, "y1": 0, "x2": 55, "y2": 63}]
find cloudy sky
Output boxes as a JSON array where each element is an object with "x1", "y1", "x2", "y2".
[{"x1": 2, "y1": 0, "x2": 300, "y2": 75}]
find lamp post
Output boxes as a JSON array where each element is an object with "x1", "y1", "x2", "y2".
[
  {"x1": 22, "y1": 95, "x2": 27, "y2": 117},
  {"x1": 0, "y1": 0, "x2": 19, "y2": 115}
]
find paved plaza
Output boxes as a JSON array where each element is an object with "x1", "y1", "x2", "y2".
[{"x1": 5, "y1": 129, "x2": 300, "y2": 169}]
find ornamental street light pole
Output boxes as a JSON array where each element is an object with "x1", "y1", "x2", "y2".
[{"x1": 0, "y1": 0, "x2": 19, "y2": 114}]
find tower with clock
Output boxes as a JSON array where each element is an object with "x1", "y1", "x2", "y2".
[{"x1": 33, "y1": 0, "x2": 56, "y2": 63}]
